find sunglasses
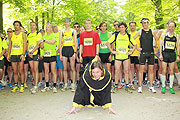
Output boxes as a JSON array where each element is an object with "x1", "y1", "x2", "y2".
[
  {"x1": 96, "y1": 28, "x2": 100, "y2": 30},
  {"x1": 7, "y1": 31, "x2": 13, "y2": 32},
  {"x1": 113, "y1": 24, "x2": 119, "y2": 26}
]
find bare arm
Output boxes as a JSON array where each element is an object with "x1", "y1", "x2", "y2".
[
  {"x1": 0, "y1": 49, "x2": 6, "y2": 58},
  {"x1": 159, "y1": 34, "x2": 165, "y2": 60},
  {"x1": 22, "y1": 32, "x2": 27, "y2": 55},
  {"x1": 74, "y1": 30, "x2": 78, "y2": 53},
  {"x1": 44, "y1": 39, "x2": 56, "y2": 44},
  {"x1": 7, "y1": 34, "x2": 12, "y2": 57}
]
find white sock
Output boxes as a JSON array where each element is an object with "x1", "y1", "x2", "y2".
[
  {"x1": 169, "y1": 75, "x2": 174, "y2": 88},
  {"x1": 175, "y1": 73, "x2": 180, "y2": 85},
  {"x1": 161, "y1": 75, "x2": 166, "y2": 87}
]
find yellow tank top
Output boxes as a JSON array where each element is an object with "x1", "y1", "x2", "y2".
[
  {"x1": 130, "y1": 31, "x2": 140, "y2": 56},
  {"x1": 11, "y1": 32, "x2": 24, "y2": 55},
  {"x1": 62, "y1": 29, "x2": 74, "y2": 48},
  {"x1": 158, "y1": 30, "x2": 165, "y2": 49}
]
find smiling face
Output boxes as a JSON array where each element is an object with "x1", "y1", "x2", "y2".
[
  {"x1": 85, "y1": 20, "x2": 92, "y2": 30},
  {"x1": 119, "y1": 25, "x2": 126, "y2": 33},
  {"x1": 113, "y1": 22, "x2": 119, "y2": 31},
  {"x1": 129, "y1": 23, "x2": 136, "y2": 32},
  {"x1": 142, "y1": 22, "x2": 149, "y2": 29},
  {"x1": 30, "y1": 22, "x2": 37, "y2": 32},
  {"x1": 100, "y1": 23, "x2": 107, "y2": 33},
  {"x1": 46, "y1": 24, "x2": 52, "y2": 34},
  {"x1": 14, "y1": 22, "x2": 21, "y2": 31},
  {"x1": 168, "y1": 22, "x2": 176, "y2": 33},
  {"x1": 91, "y1": 67, "x2": 103, "y2": 80}
]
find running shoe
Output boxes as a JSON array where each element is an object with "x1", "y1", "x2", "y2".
[
  {"x1": 59, "y1": 82, "x2": 64, "y2": 89},
  {"x1": 149, "y1": 87, "x2": 156, "y2": 93},
  {"x1": 11, "y1": 86, "x2": 19, "y2": 93},
  {"x1": 130, "y1": 85, "x2": 136, "y2": 90},
  {"x1": 41, "y1": 87, "x2": 50, "y2": 92},
  {"x1": 38, "y1": 82, "x2": 43, "y2": 88},
  {"x1": 19, "y1": 86, "x2": 24, "y2": 93},
  {"x1": 138, "y1": 86, "x2": 142, "y2": 93},
  {"x1": 71, "y1": 83, "x2": 76, "y2": 92},
  {"x1": 1, "y1": 79, "x2": 7, "y2": 87},
  {"x1": 169, "y1": 88, "x2": 175, "y2": 94},
  {"x1": 61, "y1": 83, "x2": 68, "y2": 92},
  {"x1": 161, "y1": 87, "x2": 166, "y2": 94},
  {"x1": 8, "y1": 83, "x2": 13, "y2": 88},
  {"x1": 111, "y1": 87, "x2": 118, "y2": 93},
  {"x1": 53, "y1": 87, "x2": 57, "y2": 93},
  {"x1": 118, "y1": 83, "x2": 123, "y2": 89},
  {"x1": 31, "y1": 86, "x2": 38, "y2": 94},
  {"x1": 142, "y1": 80, "x2": 147, "y2": 86},
  {"x1": 0, "y1": 84, "x2": 2, "y2": 90},
  {"x1": 24, "y1": 83, "x2": 28, "y2": 89},
  {"x1": 125, "y1": 87, "x2": 133, "y2": 93}
]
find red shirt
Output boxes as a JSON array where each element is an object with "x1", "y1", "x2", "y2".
[{"x1": 79, "y1": 30, "x2": 101, "y2": 57}]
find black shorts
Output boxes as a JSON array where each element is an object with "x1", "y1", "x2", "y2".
[
  {"x1": 62, "y1": 46, "x2": 74, "y2": 57},
  {"x1": 3, "y1": 57, "x2": 11, "y2": 66},
  {"x1": 11, "y1": 55, "x2": 22, "y2": 62},
  {"x1": 155, "y1": 58, "x2": 158, "y2": 64},
  {"x1": 43, "y1": 56, "x2": 56, "y2": 63},
  {"x1": 139, "y1": 52, "x2": 154, "y2": 65},
  {"x1": 38, "y1": 59, "x2": 44, "y2": 73},
  {"x1": 162, "y1": 51, "x2": 176, "y2": 63},
  {"x1": 82, "y1": 56, "x2": 95, "y2": 67},
  {"x1": 0, "y1": 60, "x2": 4, "y2": 69},
  {"x1": 115, "y1": 58, "x2": 129, "y2": 62},
  {"x1": 28, "y1": 54, "x2": 39, "y2": 61},
  {"x1": 130, "y1": 56, "x2": 139, "y2": 64},
  {"x1": 99, "y1": 53, "x2": 111, "y2": 63}
]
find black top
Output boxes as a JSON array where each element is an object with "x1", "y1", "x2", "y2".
[
  {"x1": 140, "y1": 29, "x2": 154, "y2": 52},
  {"x1": 163, "y1": 34, "x2": 177, "y2": 52}
]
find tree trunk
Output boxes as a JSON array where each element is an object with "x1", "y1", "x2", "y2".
[
  {"x1": 0, "y1": 1, "x2": 3, "y2": 33},
  {"x1": 153, "y1": 0, "x2": 164, "y2": 29},
  {"x1": 51, "y1": 0, "x2": 55, "y2": 23},
  {"x1": 47, "y1": 12, "x2": 49, "y2": 23},
  {"x1": 42, "y1": 13, "x2": 45, "y2": 29},
  {"x1": 35, "y1": 16, "x2": 38, "y2": 31}
]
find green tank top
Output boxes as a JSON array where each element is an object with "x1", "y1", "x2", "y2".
[{"x1": 99, "y1": 31, "x2": 110, "y2": 53}]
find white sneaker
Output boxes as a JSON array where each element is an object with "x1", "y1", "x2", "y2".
[
  {"x1": 149, "y1": 87, "x2": 156, "y2": 93},
  {"x1": 0, "y1": 79, "x2": 7, "y2": 87},
  {"x1": 31, "y1": 86, "x2": 38, "y2": 94},
  {"x1": 53, "y1": 87, "x2": 57, "y2": 93},
  {"x1": 138, "y1": 86, "x2": 142, "y2": 93},
  {"x1": 41, "y1": 87, "x2": 50, "y2": 92},
  {"x1": 71, "y1": 83, "x2": 76, "y2": 92}
]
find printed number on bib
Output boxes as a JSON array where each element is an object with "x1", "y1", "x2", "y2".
[
  {"x1": 118, "y1": 48, "x2": 126, "y2": 53},
  {"x1": 165, "y1": 41, "x2": 175, "y2": 50},
  {"x1": 100, "y1": 41, "x2": 107, "y2": 49},
  {"x1": 44, "y1": 50, "x2": 51, "y2": 57},
  {"x1": 12, "y1": 43, "x2": 20, "y2": 50},
  {"x1": 64, "y1": 37, "x2": 73, "y2": 43},
  {"x1": 28, "y1": 45, "x2": 35, "y2": 51},
  {"x1": 84, "y1": 38, "x2": 93, "y2": 46}
]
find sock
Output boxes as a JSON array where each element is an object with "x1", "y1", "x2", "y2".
[
  {"x1": 161, "y1": 75, "x2": 166, "y2": 88},
  {"x1": 46, "y1": 82, "x2": 49, "y2": 87},
  {"x1": 21, "y1": 83, "x2": 24, "y2": 87},
  {"x1": 143, "y1": 72, "x2": 146, "y2": 81},
  {"x1": 53, "y1": 83, "x2": 56, "y2": 87},
  {"x1": 175, "y1": 73, "x2": 180, "y2": 85},
  {"x1": 169, "y1": 75, "x2": 174, "y2": 88},
  {"x1": 115, "y1": 84, "x2": 118, "y2": 88},
  {"x1": 126, "y1": 84, "x2": 129, "y2": 88}
]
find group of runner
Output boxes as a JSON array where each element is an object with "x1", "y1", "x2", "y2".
[{"x1": 0, "y1": 18, "x2": 179, "y2": 95}]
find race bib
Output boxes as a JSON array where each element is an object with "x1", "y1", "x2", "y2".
[
  {"x1": 100, "y1": 41, "x2": 107, "y2": 49},
  {"x1": 165, "y1": 41, "x2": 175, "y2": 50},
  {"x1": 64, "y1": 37, "x2": 73, "y2": 43},
  {"x1": 44, "y1": 50, "x2": 51, "y2": 57},
  {"x1": 118, "y1": 48, "x2": 126, "y2": 53},
  {"x1": 28, "y1": 45, "x2": 35, "y2": 51},
  {"x1": 12, "y1": 43, "x2": 20, "y2": 50},
  {"x1": 84, "y1": 38, "x2": 93, "y2": 46}
]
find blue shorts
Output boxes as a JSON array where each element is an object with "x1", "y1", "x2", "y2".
[{"x1": 56, "y1": 55, "x2": 63, "y2": 69}]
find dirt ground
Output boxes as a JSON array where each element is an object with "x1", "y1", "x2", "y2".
[{"x1": 0, "y1": 83, "x2": 180, "y2": 120}]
